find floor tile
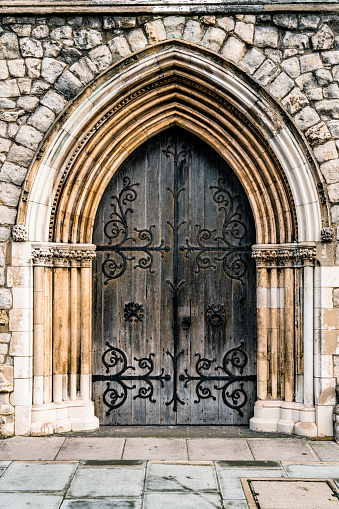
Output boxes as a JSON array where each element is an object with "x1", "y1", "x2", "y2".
[
  {"x1": 67, "y1": 465, "x2": 145, "y2": 498},
  {"x1": 216, "y1": 468, "x2": 286, "y2": 500},
  {"x1": 223, "y1": 501, "x2": 249, "y2": 509},
  {"x1": 61, "y1": 499, "x2": 142, "y2": 508},
  {"x1": 248, "y1": 438, "x2": 320, "y2": 462},
  {"x1": 309, "y1": 441, "x2": 339, "y2": 462},
  {"x1": 0, "y1": 461, "x2": 77, "y2": 492},
  {"x1": 187, "y1": 439, "x2": 253, "y2": 461},
  {"x1": 285, "y1": 463, "x2": 339, "y2": 480},
  {"x1": 123, "y1": 438, "x2": 187, "y2": 460},
  {"x1": 0, "y1": 493, "x2": 63, "y2": 508},
  {"x1": 143, "y1": 492, "x2": 223, "y2": 508},
  {"x1": 0, "y1": 461, "x2": 11, "y2": 467},
  {"x1": 0, "y1": 437, "x2": 66, "y2": 460},
  {"x1": 56, "y1": 438, "x2": 125, "y2": 460},
  {"x1": 146, "y1": 463, "x2": 218, "y2": 492}
]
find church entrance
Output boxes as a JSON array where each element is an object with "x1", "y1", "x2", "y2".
[{"x1": 92, "y1": 127, "x2": 257, "y2": 425}]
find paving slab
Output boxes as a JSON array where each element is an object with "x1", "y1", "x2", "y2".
[
  {"x1": 223, "y1": 501, "x2": 249, "y2": 509},
  {"x1": 187, "y1": 439, "x2": 253, "y2": 461},
  {"x1": 0, "y1": 460, "x2": 11, "y2": 467},
  {"x1": 61, "y1": 499, "x2": 142, "y2": 508},
  {"x1": 143, "y1": 492, "x2": 224, "y2": 508},
  {"x1": 146, "y1": 463, "x2": 218, "y2": 492},
  {"x1": 0, "y1": 493, "x2": 63, "y2": 508},
  {"x1": 248, "y1": 438, "x2": 320, "y2": 462},
  {"x1": 0, "y1": 437, "x2": 66, "y2": 460},
  {"x1": 309, "y1": 441, "x2": 339, "y2": 462},
  {"x1": 123, "y1": 438, "x2": 187, "y2": 460},
  {"x1": 67, "y1": 465, "x2": 145, "y2": 498},
  {"x1": 56, "y1": 438, "x2": 125, "y2": 460},
  {"x1": 284, "y1": 463, "x2": 339, "y2": 480},
  {"x1": 216, "y1": 467, "x2": 286, "y2": 500},
  {"x1": 0, "y1": 461, "x2": 77, "y2": 492}
]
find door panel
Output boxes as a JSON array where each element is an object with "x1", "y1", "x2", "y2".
[{"x1": 92, "y1": 127, "x2": 256, "y2": 425}]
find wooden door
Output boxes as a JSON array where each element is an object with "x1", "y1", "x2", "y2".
[{"x1": 92, "y1": 127, "x2": 256, "y2": 425}]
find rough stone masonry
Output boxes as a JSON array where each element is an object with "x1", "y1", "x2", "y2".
[{"x1": 1, "y1": 6, "x2": 339, "y2": 435}]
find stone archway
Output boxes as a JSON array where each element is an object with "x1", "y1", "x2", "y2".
[{"x1": 12, "y1": 42, "x2": 323, "y2": 435}]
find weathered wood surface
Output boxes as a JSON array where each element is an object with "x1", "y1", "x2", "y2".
[{"x1": 92, "y1": 127, "x2": 256, "y2": 425}]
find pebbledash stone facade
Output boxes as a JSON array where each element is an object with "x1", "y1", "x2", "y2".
[{"x1": 1, "y1": 1, "x2": 339, "y2": 437}]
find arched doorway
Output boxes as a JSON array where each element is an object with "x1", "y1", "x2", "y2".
[{"x1": 92, "y1": 127, "x2": 257, "y2": 425}]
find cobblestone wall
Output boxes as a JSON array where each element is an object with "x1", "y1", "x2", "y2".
[{"x1": 1, "y1": 11, "x2": 339, "y2": 434}]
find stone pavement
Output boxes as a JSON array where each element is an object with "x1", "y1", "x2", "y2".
[{"x1": 1, "y1": 435, "x2": 339, "y2": 507}]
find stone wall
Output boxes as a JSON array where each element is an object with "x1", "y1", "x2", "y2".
[{"x1": 1, "y1": 11, "x2": 339, "y2": 435}]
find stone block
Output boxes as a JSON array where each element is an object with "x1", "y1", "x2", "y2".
[
  {"x1": 9, "y1": 308, "x2": 32, "y2": 333},
  {"x1": 8, "y1": 123, "x2": 19, "y2": 138},
  {"x1": 27, "y1": 105, "x2": 55, "y2": 132},
  {"x1": 300, "y1": 53, "x2": 323, "y2": 73},
  {"x1": 201, "y1": 27, "x2": 226, "y2": 52},
  {"x1": 9, "y1": 331, "x2": 32, "y2": 357},
  {"x1": 30, "y1": 80, "x2": 50, "y2": 96},
  {"x1": 296, "y1": 72, "x2": 317, "y2": 91},
  {"x1": 0, "y1": 60, "x2": 9, "y2": 80},
  {"x1": 59, "y1": 46, "x2": 82, "y2": 64},
  {"x1": 15, "y1": 125, "x2": 43, "y2": 151},
  {"x1": 55, "y1": 71, "x2": 82, "y2": 100},
  {"x1": 88, "y1": 45, "x2": 113, "y2": 72},
  {"x1": 216, "y1": 17, "x2": 235, "y2": 32},
  {"x1": 114, "y1": 17, "x2": 136, "y2": 29},
  {"x1": 25, "y1": 58, "x2": 41, "y2": 78},
  {"x1": 324, "y1": 84, "x2": 339, "y2": 99},
  {"x1": 0, "y1": 79, "x2": 20, "y2": 98},
  {"x1": 127, "y1": 29, "x2": 148, "y2": 52},
  {"x1": 41, "y1": 57, "x2": 66, "y2": 84},
  {"x1": 0, "y1": 333, "x2": 10, "y2": 344},
  {"x1": 299, "y1": 15, "x2": 320, "y2": 30},
  {"x1": 315, "y1": 100, "x2": 339, "y2": 119},
  {"x1": 273, "y1": 13, "x2": 298, "y2": 29},
  {"x1": 254, "y1": 26, "x2": 279, "y2": 48},
  {"x1": 68, "y1": 58, "x2": 95, "y2": 86},
  {"x1": 294, "y1": 106, "x2": 320, "y2": 131},
  {"x1": 268, "y1": 72, "x2": 294, "y2": 100},
  {"x1": 50, "y1": 26, "x2": 73, "y2": 41},
  {"x1": 328, "y1": 120, "x2": 339, "y2": 139},
  {"x1": 0, "y1": 206, "x2": 16, "y2": 225},
  {"x1": 334, "y1": 65, "x2": 339, "y2": 82},
  {"x1": 253, "y1": 58, "x2": 279, "y2": 86},
  {"x1": 221, "y1": 36, "x2": 246, "y2": 63},
  {"x1": 315, "y1": 68, "x2": 333, "y2": 86},
  {"x1": 7, "y1": 143, "x2": 34, "y2": 167},
  {"x1": 0, "y1": 33, "x2": 20, "y2": 59},
  {"x1": 332, "y1": 205, "x2": 339, "y2": 223},
  {"x1": 103, "y1": 16, "x2": 115, "y2": 29},
  {"x1": 305, "y1": 122, "x2": 332, "y2": 146},
  {"x1": 31, "y1": 25, "x2": 49, "y2": 39},
  {"x1": 182, "y1": 20, "x2": 203, "y2": 44},
  {"x1": 281, "y1": 57, "x2": 300, "y2": 78},
  {"x1": 163, "y1": 16, "x2": 185, "y2": 39},
  {"x1": 144, "y1": 20, "x2": 166, "y2": 44},
  {"x1": 0, "y1": 181, "x2": 21, "y2": 207},
  {"x1": 0, "y1": 288, "x2": 12, "y2": 309},
  {"x1": 281, "y1": 32, "x2": 310, "y2": 50},
  {"x1": 19, "y1": 38, "x2": 43, "y2": 58},
  {"x1": 7, "y1": 59, "x2": 25, "y2": 78},
  {"x1": 322, "y1": 50, "x2": 339, "y2": 66},
  {"x1": 108, "y1": 37, "x2": 131, "y2": 57},
  {"x1": 43, "y1": 40, "x2": 62, "y2": 58},
  {"x1": 0, "y1": 161, "x2": 27, "y2": 186},
  {"x1": 312, "y1": 24, "x2": 335, "y2": 51},
  {"x1": 313, "y1": 141, "x2": 338, "y2": 163},
  {"x1": 18, "y1": 78, "x2": 31, "y2": 95},
  {"x1": 328, "y1": 183, "x2": 339, "y2": 203},
  {"x1": 0, "y1": 138, "x2": 11, "y2": 153},
  {"x1": 307, "y1": 87, "x2": 323, "y2": 100},
  {"x1": 73, "y1": 29, "x2": 102, "y2": 50},
  {"x1": 10, "y1": 24, "x2": 32, "y2": 37},
  {"x1": 0, "y1": 99, "x2": 15, "y2": 109},
  {"x1": 0, "y1": 343, "x2": 8, "y2": 355},
  {"x1": 321, "y1": 159, "x2": 339, "y2": 184},
  {"x1": 17, "y1": 95, "x2": 39, "y2": 112},
  {"x1": 240, "y1": 48, "x2": 265, "y2": 75},
  {"x1": 234, "y1": 21, "x2": 254, "y2": 44},
  {"x1": 14, "y1": 356, "x2": 33, "y2": 379}
]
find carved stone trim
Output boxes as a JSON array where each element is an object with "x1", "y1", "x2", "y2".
[
  {"x1": 321, "y1": 227, "x2": 335, "y2": 243},
  {"x1": 12, "y1": 225, "x2": 28, "y2": 242},
  {"x1": 252, "y1": 246, "x2": 316, "y2": 267},
  {"x1": 32, "y1": 247, "x2": 96, "y2": 267}
]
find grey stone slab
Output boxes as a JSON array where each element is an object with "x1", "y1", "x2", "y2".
[
  {"x1": 248, "y1": 438, "x2": 320, "y2": 462},
  {"x1": 67, "y1": 465, "x2": 145, "y2": 498},
  {"x1": 188, "y1": 439, "x2": 253, "y2": 461},
  {"x1": 0, "y1": 460, "x2": 11, "y2": 467},
  {"x1": 285, "y1": 463, "x2": 339, "y2": 479},
  {"x1": 309, "y1": 441, "x2": 339, "y2": 462},
  {"x1": 143, "y1": 492, "x2": 223, "y2": 509},
  {"x1": 216, "y1": 468, "x2": 286, "y2": 500},
  {"x1": 123, "y1": 438, "x2": 187, "y2": 460},
  {"x1": 0, "y1": 461, "x2": 77, "y2": 491},
  {"x1": 223, "y1": 502, "x2": 249, "y2": 509},
  {"x1": 61, "y1": 499, "x2": 142, "y2": 509},
  {"x1": 0, "y1": 493, "x2": 63, "y2": 508},
  {"x1": 0, "y1": 437, "x2": 66, "y2": 460},
  {"x1": 56, "y1": 438, "x2": 125, "y2": 460},
  {"x1": 146, "y1": 463, "x2": 218, "y2": 492}
]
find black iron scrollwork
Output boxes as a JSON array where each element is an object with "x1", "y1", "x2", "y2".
[
  {"x1": 206, "y1": 304, "x2": 226, "y2": 327},
  {"x1": 92, "y1": 342, "x2": 170, "y2": 415},
  {"x1": 97, "y1": 176, "x2": 170, "y2": 283},
  {"x1": 180, "y1": 178, "x2": 249, "y2": 284},
  {"x1": 179, "y1": 342, "x2": 256, "y2": 416},
  {"x1": 124, "y1": 302, "x2": 144, "y2": 323}
]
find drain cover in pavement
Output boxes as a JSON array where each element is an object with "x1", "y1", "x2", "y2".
[{"x1": 241, "y1": 478, "x2": 339, "y2": 509}]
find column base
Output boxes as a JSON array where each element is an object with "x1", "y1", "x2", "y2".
[
  {"x1": 249, "y1": 400, "x2": 281, "y2": 432},
  {"x1": 67, "y1": 400, "x2": 99, "y2": 431},
  {"x1": 54, "y1": 402, "x2": 72, "y2": 433},
  {"x1": 30, "y1": 403, "x2": 56, "y2": 436},
  {"x1": 277, "y1": 402, "x2": 302, "y2": 434},
  {"x1": 294, "y1": 405, "x2": 318, "y2": 437}
]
